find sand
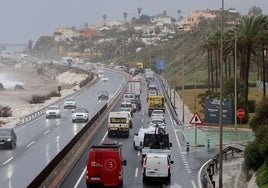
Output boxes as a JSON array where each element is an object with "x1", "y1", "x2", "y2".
[{"x1": 0, "y1": 64, "x2": 89, "y2": 126}]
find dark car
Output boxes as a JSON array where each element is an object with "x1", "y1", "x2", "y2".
[
  {"x1": 0, "y1": 128, "x2": 17, "y2": 149},
  {"x1": 131, "y1": 99, "x2": 141, "y2": 111},
  {"x1": 98, "y1": 91, "x2": 109, "y2": 100}
]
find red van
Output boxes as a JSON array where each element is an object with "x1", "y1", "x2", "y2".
[{"x1": 86, "y1": 142, "x2": 127, "y2": 188}]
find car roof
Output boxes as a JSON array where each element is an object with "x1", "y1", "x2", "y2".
[{"x1": 0, "y1": 127, "x2": 13, "y2": 131}]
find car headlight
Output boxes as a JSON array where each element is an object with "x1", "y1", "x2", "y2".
[{"x1": 7, "y1": 138, "x2": 11, "y2": 141}]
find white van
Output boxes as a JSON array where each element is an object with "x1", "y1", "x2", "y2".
[
  {"x1": 108, "y1": 111, "x2": 131, "y2": 138},
  {"x1": 133, "y1": 127, "x2": 155, "y2": 150},
  {"x1": 142, "y1": 153, "x2": 174, "y2": 185}
]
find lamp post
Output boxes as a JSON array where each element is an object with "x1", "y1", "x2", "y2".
[
  {"x1": 149, "y1": 30, "x2": 153, "y2": 69},
  {"x1": 234, "y1": 23, "x2": 238, "y2": 131},
  {"x1": 219, "y1": 0, "x2": 224, "y2": 187},
  {"x1": 179, "y1": 27, "x2": 185, "y2": 125}
]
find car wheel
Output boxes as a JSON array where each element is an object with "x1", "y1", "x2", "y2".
[{"x1": 133, "y1": 141, "x2": 136, "y2": 150}]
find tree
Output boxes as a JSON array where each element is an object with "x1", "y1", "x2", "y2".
[
  {"x1": 238, "y1": 15, "x2": 267, "y2": 101},
  {"x1": 103, "y1": 14, "x2": 107, "y2": 26},
  {"x1": 28, "y1": 39, "x2": 33, "y2": 54},
  {"x1": 248, "y1": 6, "x2": 263, "y2": 16},
  {"x1": 137, "y1": 7, "x2": 142, "y2": 19},
  {"x1": 177, "y1": 9, "x2": 182, "y2": 20},
  {"x1": 123, "y1": 12, "x2": 127, "y2": 22}
]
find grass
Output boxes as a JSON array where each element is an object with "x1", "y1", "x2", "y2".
[{"x1": 178, "y1": 87, "x2": 264, "y2": 128}]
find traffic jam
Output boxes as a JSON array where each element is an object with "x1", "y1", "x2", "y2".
[{"x1": 86, "y1": 67, "x2": 174, "y2": 187}]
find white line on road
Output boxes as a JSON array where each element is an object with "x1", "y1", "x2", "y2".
[
  {"x1": 3, "y1": 157, "x2": 14, "y2": 166},
  {"x1": 74, "y1": 167, "x2": 86, "y2": 188},
  {"x1": 173, "y1": 129, "x2": 183, "y2": 153},
  {"x1": 26, "y1": 141, "x2": 36, "y2": 148},
  {"x1": 191, "y1": 180, "x2": 197, "y2": 188},
  {"x1": 43, "y1": 130, "x2": 50, "y2": 135},
  {"x1": 101, "y1": 131, "x2": 108, "y2": 143},
  {"x1": 135, "y1": 168, "x2": 139, "y2": 178},
  {"x1": 56, "y1": 122, "x2": 61, "y2": 126}
]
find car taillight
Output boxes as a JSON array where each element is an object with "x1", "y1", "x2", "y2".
[{"x1": 108, "y1": 124, "x2": 110, "y2": 128}]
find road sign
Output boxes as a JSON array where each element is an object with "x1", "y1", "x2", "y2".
[
  {"x1": 237, "y1": 108, "x2": 245, "y2": 119},
  {"x1": 189, "y1": 112, "x2": 203, "y2": 124}
]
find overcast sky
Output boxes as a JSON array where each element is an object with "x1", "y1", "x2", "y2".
[{"x1": 0, "y1": 0, "x2": 267, "y2": 44}]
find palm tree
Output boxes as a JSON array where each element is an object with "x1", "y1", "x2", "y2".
[
  {"x1": 137, "y1": 7, "x2": 142, "y2": 19},
  {"x1": 123, "y1": 12, "x2": 127, "y2": 22},
  {"x1": 238, "y1": 15, "x2": 267, "y2": 101},
  {"x1": 177, "y1": 9, "x2": 182, "y2": 20},
  {"x1": 103, "y1": 14, "x2": 107, "y2": 26}
]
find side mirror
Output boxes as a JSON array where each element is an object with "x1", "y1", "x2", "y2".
[{"x1": 170, "y1": 160, "x2": 174, "y2": 164}]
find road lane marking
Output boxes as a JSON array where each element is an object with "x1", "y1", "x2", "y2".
[
  {"x1": 101, "y1": 131, "x2": 108, "y2": 143},
  {"x1": 137, "y1": 150, "x2": 140, "y2": 156},
  {"x1": 191, "y1": 180, "x2": 196, "y2": 188},
  {"x1": 56, "y1": 122, "x2": 61, "y2": 126},
  {"x1": 74, "y1": 167, "x2": 86, "y2": 188},
  {"x1": 3, "y1": 157, "x2": 14, "y2": 166},
  {"x1": 173, "y1": 129, "x2": 183, "y2": 154},
  {"x1": 135, "y1": 168, "x2": 139, "y2": 178},
  {"x1": 26, "y1": 141, "x2": 36, "y2": 148},
  {"x1": 43, "y1": 130, "x2": 50, "y2": 135}
]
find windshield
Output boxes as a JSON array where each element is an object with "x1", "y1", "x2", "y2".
[{"x1": 0, "y1": 130, "x2": 11, "y2": 136}]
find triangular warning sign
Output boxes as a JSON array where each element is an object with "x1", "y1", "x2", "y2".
[{"x1": 189, "y1": 112, "x2": 203, "y2": 124}]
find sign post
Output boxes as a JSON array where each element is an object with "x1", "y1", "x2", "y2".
[
  {"x1": 237, "y1": 108, "x2": 245, "y2": 125},
  {"x1": 189, "y1": 112, "x2": 203, "y2": 145}
]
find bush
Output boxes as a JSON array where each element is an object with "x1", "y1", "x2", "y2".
[
  {"x1": 48, "y1": 91, "x2": 61, "y2": 98},
  {"x1": 247, "y1": 99, "x2": 256, "y2": 113},
  {"x1": 0, "y1": 105, "x2": 12, "y2": 117},
  {"x1": 244, "y1": 140, "x2": 264, "y2": 171},
  {"x1": 256, "y1": 161, "x2": 268, "y2": 187},
  {"x1": 29, "y1": 94, "x2": 48, "y2": 104},
  {"x1": 79, "y1": 75, "x2": 93, "y2": 88}
]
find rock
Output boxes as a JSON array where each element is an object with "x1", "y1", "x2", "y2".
[{"x1": 14, "y1": 84, "x2": 25, "y2": 90}]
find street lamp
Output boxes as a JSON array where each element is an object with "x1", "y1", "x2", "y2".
[
  {"x1": 219, "y1": 0, "x2": 224, "y2": 187},
  {"x1": 149, "y1": 30, "x2": 153, "y2": 69},
  {"x1": 234, "y1": 23, "x2": 238, "y2": 131},
  {"x1": 179, "y1": 27, "x2": 185, "y2": 126}
]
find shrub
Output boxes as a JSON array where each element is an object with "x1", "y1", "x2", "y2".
[
  {"x1": 29, "y1": 94, "x2": 47, "y2": 104},
  {"x1": 256, "y1": 161, "x2": 268, "y2": 187},
  {"x1": 79, "y1": 75, "x2": 93, "y2": 88},
  {"x1": 244, "y1": 139, "x2": 264, "y2": 171},
  {"x1": 0, "y1": 105, "x2": 12, "y2": 117}
]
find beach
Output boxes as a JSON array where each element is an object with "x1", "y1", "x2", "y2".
[{"x1": 0, "y1": 63, "x2": 89, "y2": 126}]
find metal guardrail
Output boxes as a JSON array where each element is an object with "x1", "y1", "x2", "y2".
[
  {"x1": 156, "y1": 74, "x2": 180, "y2": 125},
  {"x1": 201, "y1": 146, "x2": 243, "y2": 188},
  {"x1": 15, "y1": 75, "x2": 99, "y2": 126},
  {"x1": 27, "y1": 68, "x2": 129, "y2": 187}
]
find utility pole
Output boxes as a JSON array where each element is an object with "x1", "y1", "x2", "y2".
[{"x1": 219, "y1": 0, "x2": 224, "y2": 187}]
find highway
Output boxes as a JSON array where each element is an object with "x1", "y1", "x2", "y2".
[
  {"x1": 60, "y1": 74, "x2": 216, "y2": 188},
  {"x1": 0, "y1": 70, "x2": 126, "y2": 188}
]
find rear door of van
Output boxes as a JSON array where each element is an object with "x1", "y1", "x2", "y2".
[{"x1": 87, "y1": 149, "x2": 122, "y2": 187}]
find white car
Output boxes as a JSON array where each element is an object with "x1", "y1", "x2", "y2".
[
  {"x1": 133, "y1": 127, "x2": 155, "y2": 150},
  {"x1": 72, "y1": 108, "x2": 89, "y2": 123},
  {"x1": 46, "y1": 105, "x2": 61, "y2": 118},
  {"x1": 101, "y1": 76, "x2": 109, "y2": 82},
  {"x1": 143, "y1": 153, "x2": 174, "y2": 185},
  {"x1": 148, "y1": 118, "x2": 166, "y2": 133},
  {"x1": 64, "y1": 97, "x2": 76, "y2": 109},
  {"x1": 151, "y1": 110, "x2": 165, "y2": 122}
]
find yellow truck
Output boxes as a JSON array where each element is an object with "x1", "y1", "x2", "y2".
[{"x1": 147, "y1": 95, "x2": 165, "y2": 116}]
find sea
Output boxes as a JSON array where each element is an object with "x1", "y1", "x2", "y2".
[{"x1": 0, "y1": 44, "x2": 27, "y2": 89}]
